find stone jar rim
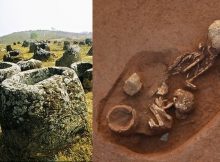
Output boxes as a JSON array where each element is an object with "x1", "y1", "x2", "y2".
[{"x1": 1, "y1": 67, "x2": 79, "y2": 93}]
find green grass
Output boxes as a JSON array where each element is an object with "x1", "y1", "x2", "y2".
[
  {"x1": 55, "y1": 92, "x2": 92, "y2": 161},
  {"x1": 0, "y1": 43, "x2": 93, "y2": 161}
]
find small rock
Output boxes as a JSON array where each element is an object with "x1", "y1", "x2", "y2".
[
  {"x1": 123, "y1": 73, "x2": 142, "y2": 96},
  {"x1": 82, "y1": 68, "x2": 93, "y2": 91},
  {"x1": 0, "y1": 67, "x2": 87, "y2": 158},
  {"x1": 160, "y1": 133, "x2": 169, "y2": 142},
  {"x1": 0, "y1": 62, "x2": 21, "y2": 83}
]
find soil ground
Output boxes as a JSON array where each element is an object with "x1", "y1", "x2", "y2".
[{"x1": 94, "y1": 0, "x2": 220, "y2": 161}]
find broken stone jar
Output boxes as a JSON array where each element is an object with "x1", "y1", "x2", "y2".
[{"x1": 0, "y1": 67, "x2": 87, "y2": 159}]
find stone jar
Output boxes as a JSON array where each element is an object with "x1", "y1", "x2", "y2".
[
  {"x1": 55, "y1": 45, "x2": 81, "y2": 67},
  {"x1": 33, "y1": 47, "x2": 51, "y2": 61},
  {"x1": 0, "y1": 62, "x2": 21, "y2": 83},
  {"x1": 17, "y1": 59, "x2": 42, "y2": 71},
  {"x1": 0, "y1": 67, "x2": 87, "y2": 159}
]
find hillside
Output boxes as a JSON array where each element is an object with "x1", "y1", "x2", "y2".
[{"x1": 0, "y1": 30, "x2": 92, "y2": 44}]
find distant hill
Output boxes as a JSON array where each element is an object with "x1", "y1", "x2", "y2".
[{"x1": 0, "y1": 30, "x2": 92, "y2": 44}]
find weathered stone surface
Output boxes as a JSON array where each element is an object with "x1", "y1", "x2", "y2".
[
  {"x1": 29, "y1": 42, "x2": 36, "y2": 52},
  {"x1": 58, "y1": 42, "x2": 62, "y2": 46},
  {"x1": 33, "y1": 47, "x2": 51, "y2": 61},
  {"x1": 63, "y1": 41, "x2": 70, "y2": 50},
  {"x1": 17, "y1": 59, "x2": 42, "y2": 71},
  {"x1": 123, "y1": 73, "x2": 142, "y2": 96},
  {"x1": 0, "y1": 62, "x2": 21, "y2": 83},
  {"x1": 29, "y1": 42, "x2": 50, "y2": 53},
  {"x1": 79, "y1": 41, "x2": 85, "y2": 46},
  {"x1": 87, "y1": 47, "x2": 93, "y2": 56},
  {"x1": 22, "y1": 40, "x2": 30, "y2": 47},
  {"x1": 9, "y1": 50, "x2": 20, "y2": 56},
  {"x1": 208, "y1": 20, "x2": 220, "y2": 52},
  {"x1": 85, "y1": 38, "x2": 92, "y2": 45},
  {"x1": 55, "y1": 45, "x2": 81, "y2": 67},
  {"x1": 71, "y1": 61, "x2": 93, "y2": 78},
  {"x1": 73, "y1": 41, "x2": 78, "y2": 44},
  {"x1": 82, "y1": 68, "x2": 93, "y2": 91},
  {"x1": 71, "y1": 62, "x2": 93, "y2": 91},
  {"x1": 3, "y1": 50, "x2": 22, "y2": 63},
  {"x1": 6, "y1": 45, "x2": 12, "y2": 52},
  {"x1": 38, "y1": 42, "x2": 50, "y2": 51},
  {"x1": 0, "y1": 67, "x2": 87, "y2": 159},
  {"x1": 160, "y1": 133, "x2": 169, "y2": 142}
]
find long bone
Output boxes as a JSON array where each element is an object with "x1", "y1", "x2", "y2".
[{"x1": 169, "y1": 44, "x2": 218, "y2": 89}]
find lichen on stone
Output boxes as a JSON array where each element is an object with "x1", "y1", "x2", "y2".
[{"x1": 0, "y1": 66, "x2": 87, "y2": 160}]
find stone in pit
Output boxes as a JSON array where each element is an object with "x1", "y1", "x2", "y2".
[{"x1": 123, "y1": 73, "x2": 142, "y2": 96}]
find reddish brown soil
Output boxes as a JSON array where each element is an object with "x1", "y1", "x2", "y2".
[
  {"x1": 94, "y1": 0, "x2": 220, "y2": 161},
  {"x1": 98, "y1": 50, "x2": 220, "y2": 153}
]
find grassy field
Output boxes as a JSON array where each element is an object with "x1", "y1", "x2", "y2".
[
  {"x1": 0, "y1": 42, "x2": 93, "y2": 161},
  {"x1": 0, "y1": 30, "x2": 92, "y2": 44}
]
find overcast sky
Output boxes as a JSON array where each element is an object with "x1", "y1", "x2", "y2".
[{"x1": 0, "y1": 0, "x2": 92, "y2": 36}]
